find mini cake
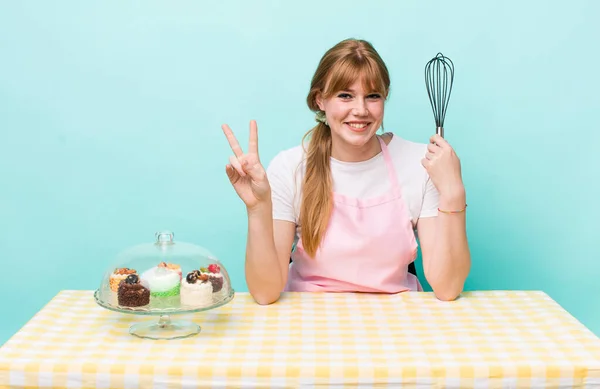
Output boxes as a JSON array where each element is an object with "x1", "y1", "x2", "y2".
[
  {"x1": 158, "y1": 261, "x2": 182, "y2": 280},
  {"x1": 180, "y1": 271, "x2": 213, "y2": 307},
  {"x1": 212, "y1": 277, "x2": 229, "y2": 303},
  {"x1": 140, "y1": 264, "x2": 181, "y2": 298},
  {"x1": 200, "y1": 264, "x2": 224, "y2": 293},
  {"x1": 109, "y1": 267, "x2": 137, "y2": 292},
  {"x1": 117, "y1": 274, "x2": 150, "y2": 307}
]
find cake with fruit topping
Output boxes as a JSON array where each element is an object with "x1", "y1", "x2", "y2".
[
  {"x1": 109, "y1": 267, "x2": 137, "y2": 292},
  {"x1": 140, "y1": 263, "x2": 181, "y2": 298},
  {"x1": 180, "y1": 271, "x2": 213, "y2": 307},
  {"x1": 117, "y1": 274, "x2": 150, "y2": 307},
  {"x1": 157, "y1": 261, "x2": 182, "y2": 280},
  {"x1": 200, "y1": 264, "x2": 224, "y2": 293}
]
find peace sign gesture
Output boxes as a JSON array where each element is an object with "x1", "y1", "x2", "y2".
[{"x1": 222, "y1": 120, "x2": 271, "y2": 210}]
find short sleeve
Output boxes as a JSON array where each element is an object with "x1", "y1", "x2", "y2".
[
  {"x1": 266, "y1": 151, "x2": 297, "y2": 223},
  {"x1": 419, "y1": 176, "x2": 439, "y2": 218}
]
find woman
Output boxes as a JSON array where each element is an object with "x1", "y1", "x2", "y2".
[{"x1": 222, "y1": 38, "x2": 470, "y2": 305}]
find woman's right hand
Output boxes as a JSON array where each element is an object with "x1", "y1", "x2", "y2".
[{"x1": 222, "y1": 120, "x2": 271, "y2": 210}]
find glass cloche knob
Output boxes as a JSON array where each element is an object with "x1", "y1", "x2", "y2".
[{"x1": 155, "y1": 231, "x2": 174, "y2": 245}]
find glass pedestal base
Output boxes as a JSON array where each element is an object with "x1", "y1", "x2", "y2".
[
  {"x1": 94, "y1": 288, "x2": 235, "y2": 339},
  {"x1": 129, "y1": 315, "x2": 200, "y2": 340}
]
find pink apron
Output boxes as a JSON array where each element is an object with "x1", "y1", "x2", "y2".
[{"x1": 285, "y1": 135, "x2": 422, "y2": 293}]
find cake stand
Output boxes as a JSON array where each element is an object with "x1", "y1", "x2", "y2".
[
  {"x1": 94, "y1": 231, "x2": 236, "y2": 340},
  {"x1": 94, "y1": 288, "x2": 235, "y2": 340}
]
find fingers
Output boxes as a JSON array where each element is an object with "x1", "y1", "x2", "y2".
[
  {"x1": 226, "y1": 158, "x2": 266, "y2": 186},
  {"x1": 223, "y1": 121, "x2": 263, "y2": 184},
  {"x1": 222, "y1": 124, "x2": 244, "y2": 158},
  {"x1": 225, "y1": 164, "x2": 237, "y2": 181},
  {"x1": 248, "y1": 120, "x2": 259, "y2": 158},
  {"x1": 229, "y1": 155, "x2": 247, "y2": 177},
  {"x1": 430, "y1": 134, "x2": 450, "y2": 149},
  {"x1": 427, "y1": 143, "x2": 441, "y2": 154},
  {"x1": 244, "y1": 159, "x2": 267, "y2": 182}
]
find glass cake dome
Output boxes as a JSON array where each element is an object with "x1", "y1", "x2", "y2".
[{"x1": 94, "y1": 230, "x2": 235, "y2": 339}]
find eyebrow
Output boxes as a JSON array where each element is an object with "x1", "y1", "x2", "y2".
[{"x1": 340, "y1": 89, "x2": 380, "y2": 94}]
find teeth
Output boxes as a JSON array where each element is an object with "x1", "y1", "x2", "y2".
[{"x1": 348, "y1": 123, "x2": 367, "y2": 129}]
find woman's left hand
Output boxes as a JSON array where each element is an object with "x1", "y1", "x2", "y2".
[{"x1": 421, "y1": 134, "x2": 465, "y2": 198}]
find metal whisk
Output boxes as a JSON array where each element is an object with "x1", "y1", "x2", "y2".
[{"x1": 424, "y1": 52, "x2": 454, "y2": 138}]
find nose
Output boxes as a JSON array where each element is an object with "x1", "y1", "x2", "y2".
[{"x1": 352, "y1": 99, "x2": 369, "y2": 116}]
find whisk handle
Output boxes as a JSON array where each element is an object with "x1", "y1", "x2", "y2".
[{"x1": 436, "y1": 126, "x2": 444, "y2": 138}]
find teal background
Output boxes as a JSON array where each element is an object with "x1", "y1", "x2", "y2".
[{"x1": 1, "y1": 1, "x2": 599, "y2": 346}]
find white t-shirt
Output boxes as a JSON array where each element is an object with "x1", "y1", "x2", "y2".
[{"x1": 266, "y1": 133, "x2": 440, "y2": 241}]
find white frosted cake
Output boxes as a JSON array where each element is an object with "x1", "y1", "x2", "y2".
[
  {"x1": 180, "y1": 271, "x2": 213, "y2": 307},
  {"x1": 140, "y1": 264, "x2": 181, "y2": 298}
]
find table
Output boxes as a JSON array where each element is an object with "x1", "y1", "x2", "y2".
[{"x1": 1, "y1": 290, "x2": 599, "y2": 388}]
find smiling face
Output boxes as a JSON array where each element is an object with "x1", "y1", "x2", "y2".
[{"x1": 316, "y1": 76, "x2": 385, "y2": 161}]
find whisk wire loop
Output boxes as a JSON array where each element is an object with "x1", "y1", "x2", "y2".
[{"x1": 425, "y1": 52, "x2": 454, "y2": 137}]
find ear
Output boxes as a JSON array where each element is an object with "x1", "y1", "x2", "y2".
[{"x1": 315, "y1": 92, "x2": 325, "y2": 111}]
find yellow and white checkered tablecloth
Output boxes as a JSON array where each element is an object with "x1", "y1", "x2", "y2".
[{"x1": 1, "y1": 290, "x2": 599, "y2": 388}]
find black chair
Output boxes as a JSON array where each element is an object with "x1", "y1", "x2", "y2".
[
  {"x1": 408, "y1": 261, "x2": 416, "y2": 276},
  {"x1": 290, "y1": 256, "x2": 417, "y2": 276}
]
